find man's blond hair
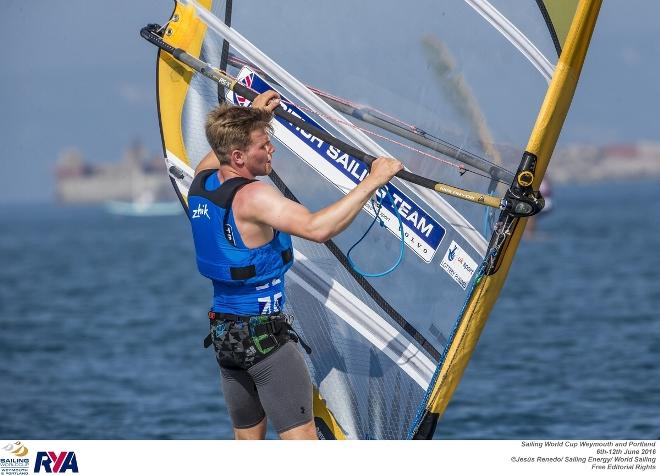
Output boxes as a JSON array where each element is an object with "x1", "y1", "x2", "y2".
[{"x1": 205, "y1": 104, "x2": 273, "y2": 165}]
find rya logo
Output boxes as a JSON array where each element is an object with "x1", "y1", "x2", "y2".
[
  {"x1": 192, "y1": 203, "x2": 210, "y2": 219},
  {"x1": 34, "y1": 452, "x2": 79, "y2": 473}
]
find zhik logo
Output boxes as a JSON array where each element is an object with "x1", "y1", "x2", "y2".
[
  {"x1": 192, "y1": 203, "x2": 210, "y2": 219},
  {"x1": 34, "y1": 451, "x2": 79, "y2": 473}
]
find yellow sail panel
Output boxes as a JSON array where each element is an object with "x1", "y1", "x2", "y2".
[
  {"x1": 156, "y1": 1, "x2": 212, "y2": 168},
  {"x1": 539, "y1": 0, "x2": 580, "y2": 53},
  {"x1": 312, "y1": 388, "x2": 347, "y2": 440},
  {"x1": 416, "y1": 0, "x2": 602, "y2": 434}
]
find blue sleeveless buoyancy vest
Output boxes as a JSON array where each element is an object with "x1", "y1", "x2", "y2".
[{"x1": 187, "y1": 169, "x2": 294, "y2": 315}]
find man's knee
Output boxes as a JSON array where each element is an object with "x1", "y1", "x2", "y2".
[
  {"x1": 279, "y1": 420, "x2": 318, "y2": 440},
  {"x1": 233, "y1": 416, "x2": 267, "y2": 440}
]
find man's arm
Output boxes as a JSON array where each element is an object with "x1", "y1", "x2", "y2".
[
  {"x1": 195, "y1": 151, "x2": 219, "y2": 176},
  {"x1": 236, "y1": 157, "x2": 403, "y2": 243}
]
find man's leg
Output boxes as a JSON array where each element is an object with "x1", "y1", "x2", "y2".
[
  {"x1": 221, "y1": 365, "x2": 267, "y2": 439},
  {"x1": 233, "y1": 417, "x2": 268, "y2": 440},
  {"x1": 279, "y1": 420, "x2": 318, "y2": 440},
  {"x1": 248, "y1": 342, "x2": 317, "y2": 439}
]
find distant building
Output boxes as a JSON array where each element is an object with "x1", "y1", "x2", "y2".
[
  {"x1": 55, "y1": 142, "x2": 177, "y2": 204},
  {"x1": 547, "y1": 141, "x2": 660, "y2": 184}
]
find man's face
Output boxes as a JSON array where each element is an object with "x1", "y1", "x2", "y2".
[{"x1": 243, "y1": 128, "x2": 275, "y2": 176}]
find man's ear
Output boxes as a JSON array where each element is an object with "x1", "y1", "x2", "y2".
[{"x1": 230, "y1": 148, "x2": 245, "y2": 167}]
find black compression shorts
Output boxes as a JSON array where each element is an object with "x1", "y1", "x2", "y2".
[{"x1": 219, "y1": 341, "x2": 314, "y2": 434}]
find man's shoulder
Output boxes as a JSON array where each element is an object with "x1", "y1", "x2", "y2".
[
  {"x1": 233, "y1": 181, "x2": 281, "y2": 214},
  {"x1": 237, "y1": 180, "x2": 279, "y2": 201}
]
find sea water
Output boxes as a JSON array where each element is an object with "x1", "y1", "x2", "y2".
[{"x1": 1, "y1": 180, "x2": 658, "y2": 439}]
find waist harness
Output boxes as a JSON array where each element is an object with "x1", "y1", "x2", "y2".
[{"x1": 205, "y1": 311, "x2": 311, "y2": 370}]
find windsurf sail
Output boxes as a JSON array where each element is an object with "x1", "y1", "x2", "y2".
[{"x1": 145, "y1": 0, "x2": 601, "y2": 439}]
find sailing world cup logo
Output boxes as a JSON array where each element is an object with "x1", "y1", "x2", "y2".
[
  {"x1": 1, "y1": 441, "x2": 30, "y2": 475},
  {"x1": 2, "y1": 441, "x2": 28, "y2": 458}
]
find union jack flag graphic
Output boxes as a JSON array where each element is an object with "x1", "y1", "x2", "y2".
[{"x1": 232, "y1": 73, "x2": 254, "y2": 107}]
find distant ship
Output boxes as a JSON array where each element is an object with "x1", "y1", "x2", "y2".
[
  {"x1": 105, "y1": 193, "x2": 181, "y2": 217},
  {"x1": 55, "y1": 142, "x2": 181, "y2": 216}
]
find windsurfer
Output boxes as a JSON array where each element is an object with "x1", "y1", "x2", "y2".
[{"x1": 188, "y1": 90, "x2": 403, "y2": 440}]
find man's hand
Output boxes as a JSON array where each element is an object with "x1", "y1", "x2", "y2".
[
  {"x1": 251, "y1": 90, "x2": 281, "y2": 112},
  {"x1": 368, "y1": 156, "x2": 404, "y2": 187}
]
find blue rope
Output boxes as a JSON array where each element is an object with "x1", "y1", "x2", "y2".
[{"x1": 347, "y1": 185, "x2": 405, "y2": 277}]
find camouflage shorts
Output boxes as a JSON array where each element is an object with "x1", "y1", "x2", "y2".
[{"x1": 210, "y1": 314, "x2": 293, "y2": 370}]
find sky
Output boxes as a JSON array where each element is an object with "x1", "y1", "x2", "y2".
[{"x1": 1, "y1": 0, "x2": 658, "y2": 203}]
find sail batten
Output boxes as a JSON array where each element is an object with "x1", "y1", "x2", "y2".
[{"x1": 466, "y1": 0, "x2": 555, "y2": 82}]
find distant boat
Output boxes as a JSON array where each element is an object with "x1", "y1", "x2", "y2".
[
  {"x1": 55, "y1": 142, "x2": 179, "y2": 206},
  {"x1": 105, "y1": 199, "x2": 181, "y2": 217},
  {"x1": 106, "y1": 190, "x2": 181, "y2": 217}
]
